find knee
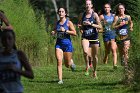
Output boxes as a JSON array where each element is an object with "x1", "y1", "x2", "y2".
[
  {"x1": 92, "y1": 55, "x2": 98, "y2": 60},
  {"x1": 83, "y1": 51, "x2": 89, "y2": 56},
  {"x1": 65, "y1": 62, "x2": 71, "y2": 68},
  {"x1": 64, "y1": 60, "x2": 71, "y2": 68},
  {"x1": 112, "y1": 48, "x2": 117, "y2": 54},
  {"x1": 57, "y1": 59, "x2": 62, "y2": 66}
]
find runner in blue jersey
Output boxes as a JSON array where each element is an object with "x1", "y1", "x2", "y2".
[
  {"x1": 78, "y1": 0, "x2": 102, "y2": 78},
  {"x1": 0, "y1": 29, "x2": 34, "y2": 93},
  {"x1": 100, "y1": 3, "x2": 117, "y2": 69},
  {"x1": 51, "y1": 7, "x2": 77, "y2": 84},
  {"x1": 112, "y1": 3, "x2": 133, "y2": 66}
]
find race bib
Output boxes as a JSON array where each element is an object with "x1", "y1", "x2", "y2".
[
  {"x1": 104, "y1": 25, "x2": 111, "y2": 32},
  {"x1": 119, "y1": 29, "x2": 128, "y2": 35},
  {"x1": 57, "y1": 32, "x2": 65, "y2": 39},
  {"x1": 84, "y1": 29, "x2": 94, "y2": 36}
]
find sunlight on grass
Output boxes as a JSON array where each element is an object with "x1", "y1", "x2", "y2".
[{"x1": 22, "y1": 65, "x2": 130, "y2": 93}]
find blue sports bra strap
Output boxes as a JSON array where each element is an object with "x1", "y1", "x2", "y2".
[
  {"x1": 64, "y1": 19, "x2": 68, "y2": 26},
  {"x1": 57, "y1": 20, "x2": 60, "y2": 25}
]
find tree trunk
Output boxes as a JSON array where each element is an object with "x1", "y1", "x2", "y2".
[
  {"x1": 66, "y1": 0, "x2": 69, "y2": 17},
  {"x1": 51, "y1": 0, "x2": 59, "y2": 20}
]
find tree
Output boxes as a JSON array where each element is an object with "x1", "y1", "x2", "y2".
[
  {"x1": 51, "y1": 0, "x2": 59, "y2": 20},
  {"x1": 110, "y1": 0, "x2": 140, "y2": 20}
]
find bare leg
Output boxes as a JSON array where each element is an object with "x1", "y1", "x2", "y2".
[
  {"x1": 110, "y1": 39, "x2": 117, "y2": 67},
  {"x1": 91, "y1": 44, "x2": 99, "y2": 78},
  {"x1": 55, "y1": 48, "x2": 63, "y2": 81},
  {"x1": 88, "y1": 47, "x2": 93, "y2": 68},
  {"x1": 81, "y1": 39, "x2": 90, "y2": 72},
  {"x1": 103, "y1": 41, "x2": 110, "y2": 64},
  {"x1": 64, "y1": 52, "x2": 73, "y2": 68},
  {"x1": 123, "y1": 40, "x2": 130, "y2": 66}
]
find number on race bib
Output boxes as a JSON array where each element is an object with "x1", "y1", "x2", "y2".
[
  {"x1": 85, "y1": 29, "x2": 93, "y2": 36},
  {"x1": 119, "y1": 29, "x2": 128, "y2": 36},
  {"x1": 105, "y1": 25, "x2": 111, "y2": 31},
  {"x1": 57, "y1": 32, "x2": 65, "y2": 39}
]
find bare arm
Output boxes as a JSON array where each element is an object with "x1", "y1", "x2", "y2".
[
  {"x1": 99, "y1": 14, "x2": 104, "y2": 23},
  {"x1": 77, "y1": 13, "x2": 83, "y2": 33},
  {"x1": 0, "y1": 12, "x2": 13, "y2": 30},
  {"x1": 112, "y1": 15, "x2": 128, "y2": 29},
  {"x1": 112, "y1": 16, "x2": 119, "y2": 29},
  {"x1": 128, "y1": 15, "x2": 133, "y2": 31},
  {"x1": 91, "y1": 13, "x2": 102, "y2": 29},
  {"x1": 17, "y1": 50, "x2": 34, "y2": 79},
  {"x1": 99, "y1": 14, "x2": 104, "y2": 32},
  {"x1": 66, "y1": 21, "x2": 77, "y2": 36},
  {"x1": 51, "y1": 22, "x2": 57, "y2": 35}
]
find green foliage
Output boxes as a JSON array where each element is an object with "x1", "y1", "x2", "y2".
[
  {"x1": 0, "y1": 0, "x2": 48, "y2": 65},
  {"x1": 0, "y1": 0, "x2": 140, "y2": 91},
  {"x1": 128, "y1": 21, "x2": 140, "y2": 92},
  {"x1": 111, "y1": 0, "x2": 140, "y2": 20}
]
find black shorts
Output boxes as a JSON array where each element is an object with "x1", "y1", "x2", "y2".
[
  {"x1": 89, "y1": 40, "x2": 100, "y2": 47},
  {"x1": 116, "y1": 38, "x2": 130, "y2": 45}
]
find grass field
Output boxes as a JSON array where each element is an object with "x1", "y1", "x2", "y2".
[{"x1": 22, "y1": 63, "x2": 133, "y2": 93}]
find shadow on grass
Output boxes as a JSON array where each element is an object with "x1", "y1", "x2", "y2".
[
  {"x1": 23, "y1": 79, "x2": 58, "y2": 84},
  {"x1": 61, "y1": 81, "x2": 123, "y2": 91}
]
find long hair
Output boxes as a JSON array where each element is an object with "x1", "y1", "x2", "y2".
[
  {"x1": 1, "y1": 29, "x2": 17, "y2": 50},
  {"x1": 99, "y1": 3, "x2": 112, "y2": 15},
  {"x1": 57, "y1": 7, "x2": 69, "y2": 17}
]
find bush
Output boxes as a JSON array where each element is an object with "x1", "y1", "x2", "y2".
[{"x1": 0, "y1": 0, "x2": 48, "y2": 66}]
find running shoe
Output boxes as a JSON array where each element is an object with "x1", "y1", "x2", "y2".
[
  {"x1": 71, "y1": 63, "x2": 76, "y2": 72},
  {"x1": 58, "y1": 80, "x2": 63, "y2": 84},
  {"x1": 93, "y1": 71, "x2": 98, "y2": 79},
  {"x1": 89, "y1": 63, "x2": 93, "y2": 68},
  {"x1": 89, "y1": 61, "x2": 93, "y2": 68}
]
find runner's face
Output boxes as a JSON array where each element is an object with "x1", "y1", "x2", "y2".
[
  {"x1": 58, "y1": 8, "x2": 66, "y2": 18},
  {"x1": 118, "y1": 5, "x2": 125, "y2": 15},
  {"x1": 2, "y1": 32, "x2": 15, "y2": 50},
  {"x1": 104, "y1": 4, "x2": 111, "y2": 14},
  {"x1": 86, "y1": 1, "x2": 93, "y2": 11}
]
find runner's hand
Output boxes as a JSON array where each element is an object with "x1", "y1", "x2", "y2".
[
  {"x1": 51, "y1": 31, "x2": 56, "y2": 35},
  {"x1": 119, "y1": 21, "x2": 126, "y2": 26},
  {"x1": 83, "y1": 21, "x2": 91, "y2": 25},
  {"x1": 130, "y1": 27, "x2": 133, "y2": 31},
  {"x1": 60, "y1": 27, "x2": 65, "y2": 32}
]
